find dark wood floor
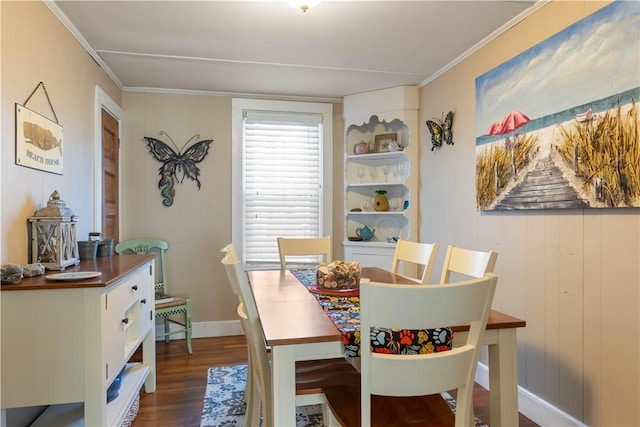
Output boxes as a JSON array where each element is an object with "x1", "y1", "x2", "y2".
[{"x1": 131, "y1": 336, "x2": 539, "y2": 427}]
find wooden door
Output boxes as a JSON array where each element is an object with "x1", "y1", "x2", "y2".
[{"x1": 102, "y1": 109, "x2": 119, "y2": 243}]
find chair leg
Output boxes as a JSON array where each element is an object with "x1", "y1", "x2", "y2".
[
  {"x1": 243, "y1": 351, "x2": 260, "y2": 426},
  {"x1": 185, "y1": 301, "x2": 193, "y2": 354},
  {"x1": 245, "y1": 345, "x2": 253, "y2": 404},
  {"x1": 243, "y1": 369, "x2": 255, "y2": 425},
  {"x1": 323, "y1": 403, "x2": 340, "y2": 427},
  {"x1": 164, "y1": 317, "x2": 170, "y2": 343}
]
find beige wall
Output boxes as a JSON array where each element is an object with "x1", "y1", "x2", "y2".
[
  {"x1": 1, "y1": 2, "x2": 122, "y2": 425},
  {"x1": 2, "y1": 1, "x2": 639, "y2": 426},
  {"x1": 121, "y1": 92, "x2": 237, "y2": 322},
  {"x1": 419, "y1": 1, "x2": 639, "y2": 425},
  {"x1": 1, "y1": 1, "x2": 343, "y2": 327},
  {"x1": 1, "y1": 1, "x2": 120, "y2": 263},
  {"x1": 121, "y1": 93, "x2": 342, "y2": 325}
]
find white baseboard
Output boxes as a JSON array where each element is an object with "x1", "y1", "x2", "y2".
[
  {"x1": 192, "y1": 320, "x2": 244, "y2": 338},
  {"x1": 475, "y1": 363, "x2": 587, "y2": 427},
  {"x1": 155, "y1": 319, "x2": 244, "y2": 342}
]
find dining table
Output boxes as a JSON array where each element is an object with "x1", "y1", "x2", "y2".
[{"x1": 247, "y1": 267, "x2": 526, "y2": 427}]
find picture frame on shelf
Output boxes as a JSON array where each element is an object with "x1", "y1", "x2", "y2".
[{"x1": 373, "y1": 133, "x2": 398, "y2": 153}]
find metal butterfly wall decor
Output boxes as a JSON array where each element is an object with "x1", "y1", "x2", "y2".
[
  {"x1": 143, "y1": 131, "x2": 213, "y2": 207},
  {"x1": 426, "y1": 110, "x2": 454, "y2": 151}
]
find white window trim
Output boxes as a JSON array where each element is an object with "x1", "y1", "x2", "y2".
[{"x1": 231, "y1": 98, "x2": 333, "y2": 268}]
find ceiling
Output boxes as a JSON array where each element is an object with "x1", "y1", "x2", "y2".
[{"x1": 50, "y1": 1, "x2": 539, "y2": 101}]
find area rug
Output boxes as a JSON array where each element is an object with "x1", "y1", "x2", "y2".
[{"x1": 200, "y1": 364, "x2": 488, "y2": 427}]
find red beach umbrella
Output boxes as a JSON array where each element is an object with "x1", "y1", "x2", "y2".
[
  {"x1": 485, "y1": 111, "x2": 530, "y2": 136},
  {"x1": 485, "y1": 121, "x2": 502, "y2": 136},
  {"x1": 499, "y1": 111, "x2": 530, "y2": 134}
]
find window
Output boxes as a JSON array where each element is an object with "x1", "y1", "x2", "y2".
[{"x1": 232, "y1": 99, "x2": 333, "y2": 269}]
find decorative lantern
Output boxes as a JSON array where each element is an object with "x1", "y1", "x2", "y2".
[{"x1": 28, "y1": 191, "x2": 79, "y2": 270}]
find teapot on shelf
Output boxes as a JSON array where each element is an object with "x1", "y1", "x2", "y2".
[
  {"x1": 355, "y1": 225, "x2": 375, "y2": 241},
  {"x1": 353, "y1": 140, "x2": 370, "y2": 155}
]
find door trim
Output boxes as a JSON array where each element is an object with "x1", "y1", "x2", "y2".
[{"x1": 94, "y1": 86, "x2": 123, "y2": 235}]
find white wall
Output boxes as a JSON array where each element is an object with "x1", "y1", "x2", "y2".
[{"x1": 419, "y1": 1, "x2": 639, "y2": 425}]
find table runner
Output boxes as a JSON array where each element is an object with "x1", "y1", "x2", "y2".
[{"x1": 291, "y1": 269, "x2": 452, "y2": 358}]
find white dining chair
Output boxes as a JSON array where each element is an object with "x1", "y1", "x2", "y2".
[
  {"x1": 220, "y1": 242, "x2": 255, "y2": 406},
  {"x1": 323, "y1": 273, "x2": 498, "y2": 427},
  {"x1": 439, "y1": 245, "x2": 498, "y2": 283},
  {"x1": 221, "y1": 253, "x2": 359, "y2": 426},
  {"x1": 277, "y1": 236, "x2": 332, "y2": 270},
  {"x1": 390, "y1": 239, "x2": 439, "y2": 284}
]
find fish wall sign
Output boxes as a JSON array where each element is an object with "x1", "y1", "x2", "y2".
[
  {"x1": 15, "y1": 82, "x2": 63, "y2": 174},
  {"x1": 143, "y1": 131, "x2": 213, "y2": 207}
]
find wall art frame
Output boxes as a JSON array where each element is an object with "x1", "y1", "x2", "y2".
[
  {"x1": 475, "y1": 1, "x2": 639, "y2": 210},
  {"x1": 143, "y1": 131, "x2": 213, "y2": 207},
  {"x1": 15, "y1": 103, "x2": 64, "y2": 175},
  {"x1": 373, "y1": 133, "x2": 398, "y2": 153}
]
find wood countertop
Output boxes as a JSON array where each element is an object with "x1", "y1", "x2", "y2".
[{"x1": 1, "y1": 254, "x2": 156, "y2": 291}]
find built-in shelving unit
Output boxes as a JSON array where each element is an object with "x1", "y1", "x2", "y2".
[{"x1": 342, "y1": 86, "x2": 418, "y2": 270}]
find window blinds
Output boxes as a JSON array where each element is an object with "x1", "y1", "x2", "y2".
[{"x1": 243, "y1": 110, "x2": 323, "y2": 266}]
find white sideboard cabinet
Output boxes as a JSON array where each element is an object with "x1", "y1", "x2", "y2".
[
  {"x1": 342, "y1": 86, "x2": 419, "y2": 271},
  {"x1": 1, "y1": 255, "x2": 156, "y2": 427}
]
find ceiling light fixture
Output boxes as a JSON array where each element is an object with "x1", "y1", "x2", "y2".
[{"x1": 288, "y1": 0, "x2": 320, "y2": 13}]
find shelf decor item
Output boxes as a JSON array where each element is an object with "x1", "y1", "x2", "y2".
[
  {"x1": 77, "y1": 240, "x2": 98, "y2": 260},
  {"x1": 1, "y1": 264, "x2": 24, "y2": 284},
  {"x1": 316, "y1": 260, "x2": 361, "y2": 291},
  {"x1": 374, "y1": 190, "x2": 389, "y2": 211},
  {"x1": 28, "y1": 190, "x2": 79, "y2": 271},
  {"x1": 354, "y1": 140, "x2": 370, "y2": 155},
  {"x1": 355, "y1": 225, "x2": 375, "y2": 241},
  {"x1": 373, "y1": 133, "x2": 398, "y2": 153}
]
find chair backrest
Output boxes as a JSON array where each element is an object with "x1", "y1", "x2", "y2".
[
  {"x1": 115, "y1": 238, "x2": 168, "y2": 294},
  {"x1": 390, "y1": 240, "x2": 439, "y2": 284},
  {"x1": 277, "y1": 236, "x2": 331, "y2": 270},
  {"x1": 360, "y1": 274, "x2": 498, "y2": 426},
  {"x1": 439, "y1": 245, "x2": 498, "y2": 284},
  {"x1": 221, "y1": 254, "x2": 273, "y2": 425},
  {"x1": 221, "y1": 243, "x2": 242, "y2": 302},
  {"x1": 220, "y1": 243, "x2": 239, "y2": 262}
]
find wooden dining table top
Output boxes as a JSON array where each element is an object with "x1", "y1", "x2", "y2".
[
  {"x1": 247, "y1": 267, "x2": 526, "y2": 347},
  {"x1": 248, "y1": 268, "x2": 342, "y2": 346}
]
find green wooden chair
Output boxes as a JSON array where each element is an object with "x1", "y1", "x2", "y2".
[{"x1": 115, "y1": 238, "x2": 193, "y2": 354}]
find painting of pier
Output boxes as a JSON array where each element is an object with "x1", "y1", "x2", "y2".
[{"x1": 475, "y1": 1, "x2": 639, "y2": 210}]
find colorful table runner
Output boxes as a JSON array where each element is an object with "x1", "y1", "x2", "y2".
[{"x1": 291, "y1": 269, "x2": 452, "y2": 358}]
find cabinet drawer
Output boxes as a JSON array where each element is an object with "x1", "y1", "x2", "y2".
[
  {"x1": 102, "y1": 268, "x2": 152, "y2": 384},
  {"x1": 123, "y1": 268, "x2": 153, "y2": 355}
]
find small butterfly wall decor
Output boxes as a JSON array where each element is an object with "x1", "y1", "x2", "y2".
[
  {"x1": 426, "y1": 111, "x2": 454, "y2": 151},
  {"x1": 143, "y1": 131, "x2": 213, "y2": 207}
]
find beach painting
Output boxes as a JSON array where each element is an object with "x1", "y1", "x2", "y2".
[{"x1": 475, "y1": 1, "x2": 639, "y2": 210}]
